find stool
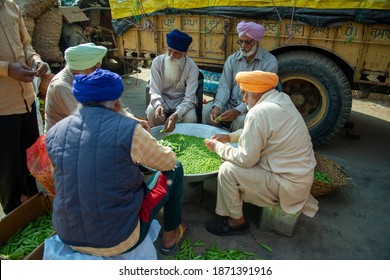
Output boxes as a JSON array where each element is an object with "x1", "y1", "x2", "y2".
[{"x1": 258, "y1": 204, "x2": 301, "y2": 237}]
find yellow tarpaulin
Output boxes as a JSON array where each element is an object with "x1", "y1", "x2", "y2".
[{"x1": 109, "y1": 0, "x2": 390, "y2": 20}]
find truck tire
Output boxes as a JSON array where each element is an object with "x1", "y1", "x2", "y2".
[{"x1": 277, "y1": 51, "x2": 352, "y2": 146}]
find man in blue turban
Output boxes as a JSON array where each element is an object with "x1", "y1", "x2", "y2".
[
  {"x1": 46, "y1": 68, "x2": 187, "y2": 258},
  {"x1": 146, "y1": 29, "x2": 200, "y2": 132}
]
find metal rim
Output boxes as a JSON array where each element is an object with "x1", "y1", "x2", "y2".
[{"x1": 282, "y1": 74, "x2": 328, "y2": 129}]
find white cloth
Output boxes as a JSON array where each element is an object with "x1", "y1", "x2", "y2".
[
  {"x1": 44, "y1": 67, "x2": 78, "y2": 132},
  {"x1": 43, "y1": 219, "x2": 161, "y2": 260}
]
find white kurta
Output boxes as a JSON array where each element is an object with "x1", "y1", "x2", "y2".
[
  {"x1": 147, "y1": 54, "x2": 199, "y2": 120},
  {"x1": 44, "y1": 67, "x2": 77, "y2": 132},
  {"x1": 214, "y1": 89, "x2": 319, "y2": 218}
]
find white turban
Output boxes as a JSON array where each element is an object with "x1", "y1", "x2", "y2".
[{"x1": 65, "y1": 43, "x2": 107, "y2": 70}]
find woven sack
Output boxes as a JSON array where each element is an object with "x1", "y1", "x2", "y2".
[
  {"x1": 311, "y1": 152, "x2": 348, "y2": 198},
  {"x1": 13, "y1": 0, "x2": 57, "y2": 19},
  {"x1": 32, "y1": 8, "x2": 64, "y2": 62},
  {"x1": 23, "y1": 16, "x2": 35, "y2": 38}
]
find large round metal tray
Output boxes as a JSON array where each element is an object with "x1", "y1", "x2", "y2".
[{"x1": 150, "y1": 123, "x2": 230, "y2": 182}]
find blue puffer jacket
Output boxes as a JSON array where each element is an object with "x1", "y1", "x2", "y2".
[{"x1": 46, "y1": 106, "x2": 145, "y2": 248}]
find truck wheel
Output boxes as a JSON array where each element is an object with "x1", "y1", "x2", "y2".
[{"x1": 277, "y1": 51, "x2": 352, "y2": 146}]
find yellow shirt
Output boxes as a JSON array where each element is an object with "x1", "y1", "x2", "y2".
[{"x1": 0, "y1": 0, "x2": 42, "y2": 115}]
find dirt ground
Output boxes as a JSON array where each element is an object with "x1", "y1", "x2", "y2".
[{"x1": 1, "y1": 68, "x2": 389, "y2": 260}]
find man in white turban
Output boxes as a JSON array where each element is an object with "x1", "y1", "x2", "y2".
[
  {"x1": 45, "y1": 43, "x2": 150, "y2": 132},
  {"x1": 44, "y1": 43, "x2": 107, "y2": 131},
  {"x1": 202, "y1": 21, "x2": 278, "y2": 131}
]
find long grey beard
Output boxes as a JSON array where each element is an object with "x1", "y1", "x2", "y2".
[{"x1": 163, "y1": 56, "x2": 184, "y2": 84}]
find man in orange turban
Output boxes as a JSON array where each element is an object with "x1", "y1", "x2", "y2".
[{"x1": 204, "y1": 70, "x2": 318, "y2": 236}]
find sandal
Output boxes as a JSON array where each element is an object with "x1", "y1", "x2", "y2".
[{"x1": 160, "y1": 224, "x2": 188, "y2": 255}]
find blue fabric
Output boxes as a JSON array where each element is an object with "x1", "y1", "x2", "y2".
[
  {"x1": 72, "y1": 68, "x2": 124, "y2": 103},
  {"x1": 166, "y1": 29, "x2": 192, "y2": 52},
  {"x1": 46, "y1": 106, "x2": 145, "y2": 248},
  {"x1": 43, "y1": 220, "x2": 161, "y2": 260},
  {"x1": 145, "y1": 171, "x2": 162, "y2": 190}
]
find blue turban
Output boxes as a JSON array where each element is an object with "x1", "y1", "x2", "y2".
[
  {"x1": 72, "y1": 68, "x2": 124, "y2": 103},
  {"x1": 166, "y1": 29, "x2": 192, "y2": 52}
]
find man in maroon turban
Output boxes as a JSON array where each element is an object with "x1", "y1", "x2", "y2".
[{"x1": 202, "y1": 21, "x2": 278, "y2": 132}]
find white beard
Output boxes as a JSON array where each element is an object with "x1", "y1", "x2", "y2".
[
  {"x1": 240, "y1": 44, "x2": 258, "y2": 58},
  {"x1": 163, "y1": 55, "x2": 185, "y2": 84}
]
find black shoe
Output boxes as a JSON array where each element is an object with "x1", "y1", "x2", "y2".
[{"x1": 206, "y1": 217, "x2": 249, "y2": 236}]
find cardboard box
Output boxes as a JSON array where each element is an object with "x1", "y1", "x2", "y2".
[
  {"x1": 59, "y1": 6, "x2": 89, "y2": 24},
  {"x1": 0, "y1": 192, "x2": 54, "y2": 260}
]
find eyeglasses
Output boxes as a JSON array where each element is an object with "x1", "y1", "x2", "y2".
[{"x1": 237, "y1": 39, "x2": 254, "y2": 46}]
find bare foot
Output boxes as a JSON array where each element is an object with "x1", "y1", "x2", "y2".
[{"x1": 161, "y1": 224, "x2": 187, "y2": 249}]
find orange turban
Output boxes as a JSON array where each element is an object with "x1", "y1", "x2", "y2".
[{"x1": 236, "y1": 71, "x2": 279, "y2": 93}]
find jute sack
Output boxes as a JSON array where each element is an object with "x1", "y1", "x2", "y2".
[
  {"x1": 13, "y1": 0, "x2": 57, "y2": 19},
  {"x1": 32, "y1": 8, "x2": 64, "y2": 62},
  {"x1": 23, "y1": 16, "x2": 35, "y2": 38}
]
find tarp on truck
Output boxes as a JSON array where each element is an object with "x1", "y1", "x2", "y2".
[{"x1": 109, "y1": 0, "x2": 390, "y2": 24}]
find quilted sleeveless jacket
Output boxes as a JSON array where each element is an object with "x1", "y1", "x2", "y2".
[{"x1": 46, "y1": 106, "x2": 145, "y2": 248}]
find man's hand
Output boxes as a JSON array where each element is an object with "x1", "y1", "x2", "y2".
[
  {"x1": 8, "y1": 62, "x2": 36, "y2": 82},
  {"x1": 32, "y1": 61, "x2": 49, "y2": 77},
  {"x1": 211, "y1": 134, "x2": 230, "y2": 143},
  {"x1": 219, "y1": 109, "x2": 240, "y2": 122},
  {"x1": 155, "y1": 105, "x2": 166, "y2": 122},
  {"x1": 210, "y1": 106, "x2": 221, "y2": 123},
  {"x1": 138, "y1": 119, "x2": 151, "y2": 131},
  {"x1": 164, "y1": 113, "x2": 178, "y2": 133},
  {"x1": 204, "y1": 138, "x2": 218, "y2": 152}
]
